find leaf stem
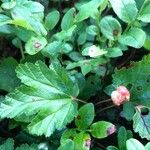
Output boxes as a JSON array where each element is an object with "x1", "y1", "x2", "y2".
[
  {"x1": 73, "y1": 97, "x2": 87, "y2": 104},
  {"x1": 96, "y1": 105, "x2": 115, "y2": 114},
  {"x1": 19, "y1": 41, "x2": 25, "y2": 60},
  {"x1": 95, "y1": 98, "x2": 111, "y2": 106}
]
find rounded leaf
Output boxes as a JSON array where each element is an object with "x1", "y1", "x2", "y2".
[
  {"x1": 75, "y1": 103, "x2": 95, "y2": 129},
  {"x1": 90, "y1": 121, "x2": 116, "y2": 139},
  {"x1": 25, "y1": 36, "x2": 47, "y2": 55},
  {"x1": 100, "y1": 16, "x2": 122, "y2": 40}
]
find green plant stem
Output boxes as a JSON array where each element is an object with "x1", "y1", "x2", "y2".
[
  {"x1": 96, "y1": 105, "x2": 115, "y2": 114},
  {"x1": 95, "y1": 99, "x2": 111, "y2": 106},
  {"x1": 73, "y1": 97, "x2": 87, "y2": 104},
  {"x1": 19, "y1": 42, "x2": 25, "y2": 60}
]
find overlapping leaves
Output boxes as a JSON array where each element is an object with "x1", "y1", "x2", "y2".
[{"x1": 0, "y1": 61, "x2": 79, "y2": 137}]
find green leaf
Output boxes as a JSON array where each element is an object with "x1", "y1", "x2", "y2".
[
  {"x1": 75, "y1": 0, "x2": 105, "y2": 22},
  {"x1": 106, "y1": 146, "x2": 119, "y2": 150},
  {"x1": 41, "y1": 41, "x2": 61, "y2": 57},
  {"x1": 1, "y1": 1, "x2": 16, "y2": 9},
  {"x1": 74, "y1": 132, "x2": 91, "y2": 150},
  {"x1": 82, "y1": 45, "x2": 107, "y2": 58},
  {"x1": 112, "y1": 54, "x2": 150, "y2": 107},
  {"x1": 138, "y1": 0, "x2": 150, "y2": 23},
  {"x1": 121, "y1": 102, "x2": 135, "y2": 121},
  {"x1": 105, "y1": 47, "x2": 123, "y2": 58},
  {"x1": 10, "y1": 19, "x2": 34, "y2": 31},
  {"x1": 25, "y1": 36, "x2": 47, "y2": 55},
  {"x1": 133, "y1": 107, "x2": 150, "y2": 140},
  {"x1": 109, "y1": 0, "x2": 138, "y2": 23},
  {"x1": 75, "y1": 103, "x2": 95, "y2": 129},
  {"x1": 16, "y1": 143, "x2": 38, "y2": 150},
  {"x1": 119, "y1": 27, "x2": 146, "y2": 48},
  {"x1": 126, "y1": 138, "x2": 145, "y2": 150},
  {"x1": 61, "y1": 8, "x2": 75, "y2": 30},
  {"x1": 117, "y1": 126, "x2": 127, "y2": 150},
  {"x1": 66, "y1": 57, "x2": 107, "y2": 75},
  {"x1": 0, "y1": 14, "x2": 11, "y2": 26},
  {"x1": 45, "y1": 10, "x2": 60, "y2": 30},
  {"x1": 86, "y1": 25, "x2": 98, "y2": 36},
  {"x1": 0, "y1": 61, "x2": 79, "y2": 137},
  {"x1": 0, "y1": 58, "x2": 20, "y2": 92},
  {"x1": 0, "y1": 138, "x2": 14, "y2": 150},
  {"x1": 58, "y1": 139, "x2": 74, "y2": 150},
  {"x1": 100, "y1": 16, "x2": 122, "y2": 40},
  {"x1": 90, "y1": 121, "x2": 116, "y2": 139},
  {"x1": 61, "y1": 129, "x2": 78, "y2": 144},
  {"x1": 145, "y1": 143, "x2": 150, "y2": 150}
]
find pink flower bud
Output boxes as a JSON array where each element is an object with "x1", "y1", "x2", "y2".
[{"x1": 111, "y1": 86, "x2": 130, "y2": 106}]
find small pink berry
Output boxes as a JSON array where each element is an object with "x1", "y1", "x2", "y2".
[{"x1": 111, "y1": 86, "x2": 130, "y2": 106}]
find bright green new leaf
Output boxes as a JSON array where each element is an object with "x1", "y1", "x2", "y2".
[
  {"x1": 126, "y1": 138, "x2": 145, "y2": 150},
  {"x1": 138, "y1": 0, "x2": 150, "y2": 23},
  {"x1": 75, "y1": 0, "x2": 105, "y2": 22},
  {"x1": 75, "y1": 103, "x2": 95, "y2": 129},
  {"x1": 100, "y1": 16, "x2": 122, "y2": 40},
  {"x1": 0, "y1": 58, "x2": 20, "y2": 92},
  {"x1": 119, "y1": 27, "x2": 146, "y2": 48},
  {"x1": 61, "y1": 8, "x2": 75, "y2": 30},
  {"x1": 109, "y1": 0, "x2": 138, "y2": 23},
  {"x1": 0, "y1": 61, "x2": 79, "y2": 137},
  {"x1": 25, "y1": 36, "x2": 47, "y2": 55},
  {"x1": 90, "y1": 121, "x2": 116, "y2": 139},
  {"x1": 10, "y1": 19, "x2": 34, "y2": 31},
  {"x1": 45, "y1": 10, "x2": 60, "y2": 30},
  {"x1": 133, "y1": 107, "x2": 150, "y2": 140}
]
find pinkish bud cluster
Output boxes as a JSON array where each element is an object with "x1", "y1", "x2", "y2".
[{"x1": 111, "y1": 86, "x2": 130, "y2": 106}]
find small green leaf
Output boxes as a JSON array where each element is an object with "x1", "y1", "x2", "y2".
[
  {"x1": 25, "y1": 36, "x2": 47, "y2": 55},
  {"x1": 0, "y1": 138, "x2": 14, "y2": 150},
  {"x1": 45, "y1": 10, "x2": 60, "y2": 30},
  {"x1": 0, "y1": 14, "x2": 11, "y2": 26},
  {"x1": 109, "y1": 0, "x2": 138, "y2": 23},
  {"x1": 90, "y1": 121, "x2": 116, "y2": 139},
  {"x1": 105, "y1": 47, "x2": 123, "y2": 58},
  {"x1": 66, "y1": 57, "x2": 107, "y2": 75},
  {"x1": 118, "y1": 126, "x2": 127, "y2": 150},
  {"x1": 75, "y1": 0, "x2": 105, "y2": 22},
  {"x1": 82, "y1": 45, "x2": 107, "y2": 58},
  {"x1": 61, "y1": 8, "x2": 75, "y2": 30},
  {"x1": 58, "y1": 139, "x2": 74, "y2": 150},
  {"x1": 107, "y1": 146, "x2": 119, "y2": 150},
  {"x1": 60, "y1": 129, "x2": 77, "y2": 144},
  {"x1": 100, "y1": 16, "x2": 122, "y2": 40},
  {"x1": 74, "y1": 132, "x2": 91, "y2": 150},
  {"x1": 138, "y1": 0, "x2": 150, "y2": 23},
  {"x1": 126, "y1": 138, "x2": 145, "y2": 150},
  {"x1": 145, "y1": 143, "x2": 150, "y2": 150},
  {"x1": 1, "y1": 1, "x2": 16, "y2": 9},
  {"x1": 0, "y1": 58, "x2": 20, "y2": 92},
  {"x1": 86, "y1": 25, "x2": 98, "y2": 36},
  {"x1": 75, "y1": 103, "x2": 95, "y2": 129},
  {"x1": 119, "y1": 27, "x2": 146, "y2": 48}
]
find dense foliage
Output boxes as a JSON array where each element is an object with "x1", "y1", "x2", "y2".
[{"x1": 0, "y1": 0, "x2": 150, "y2": 149}]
